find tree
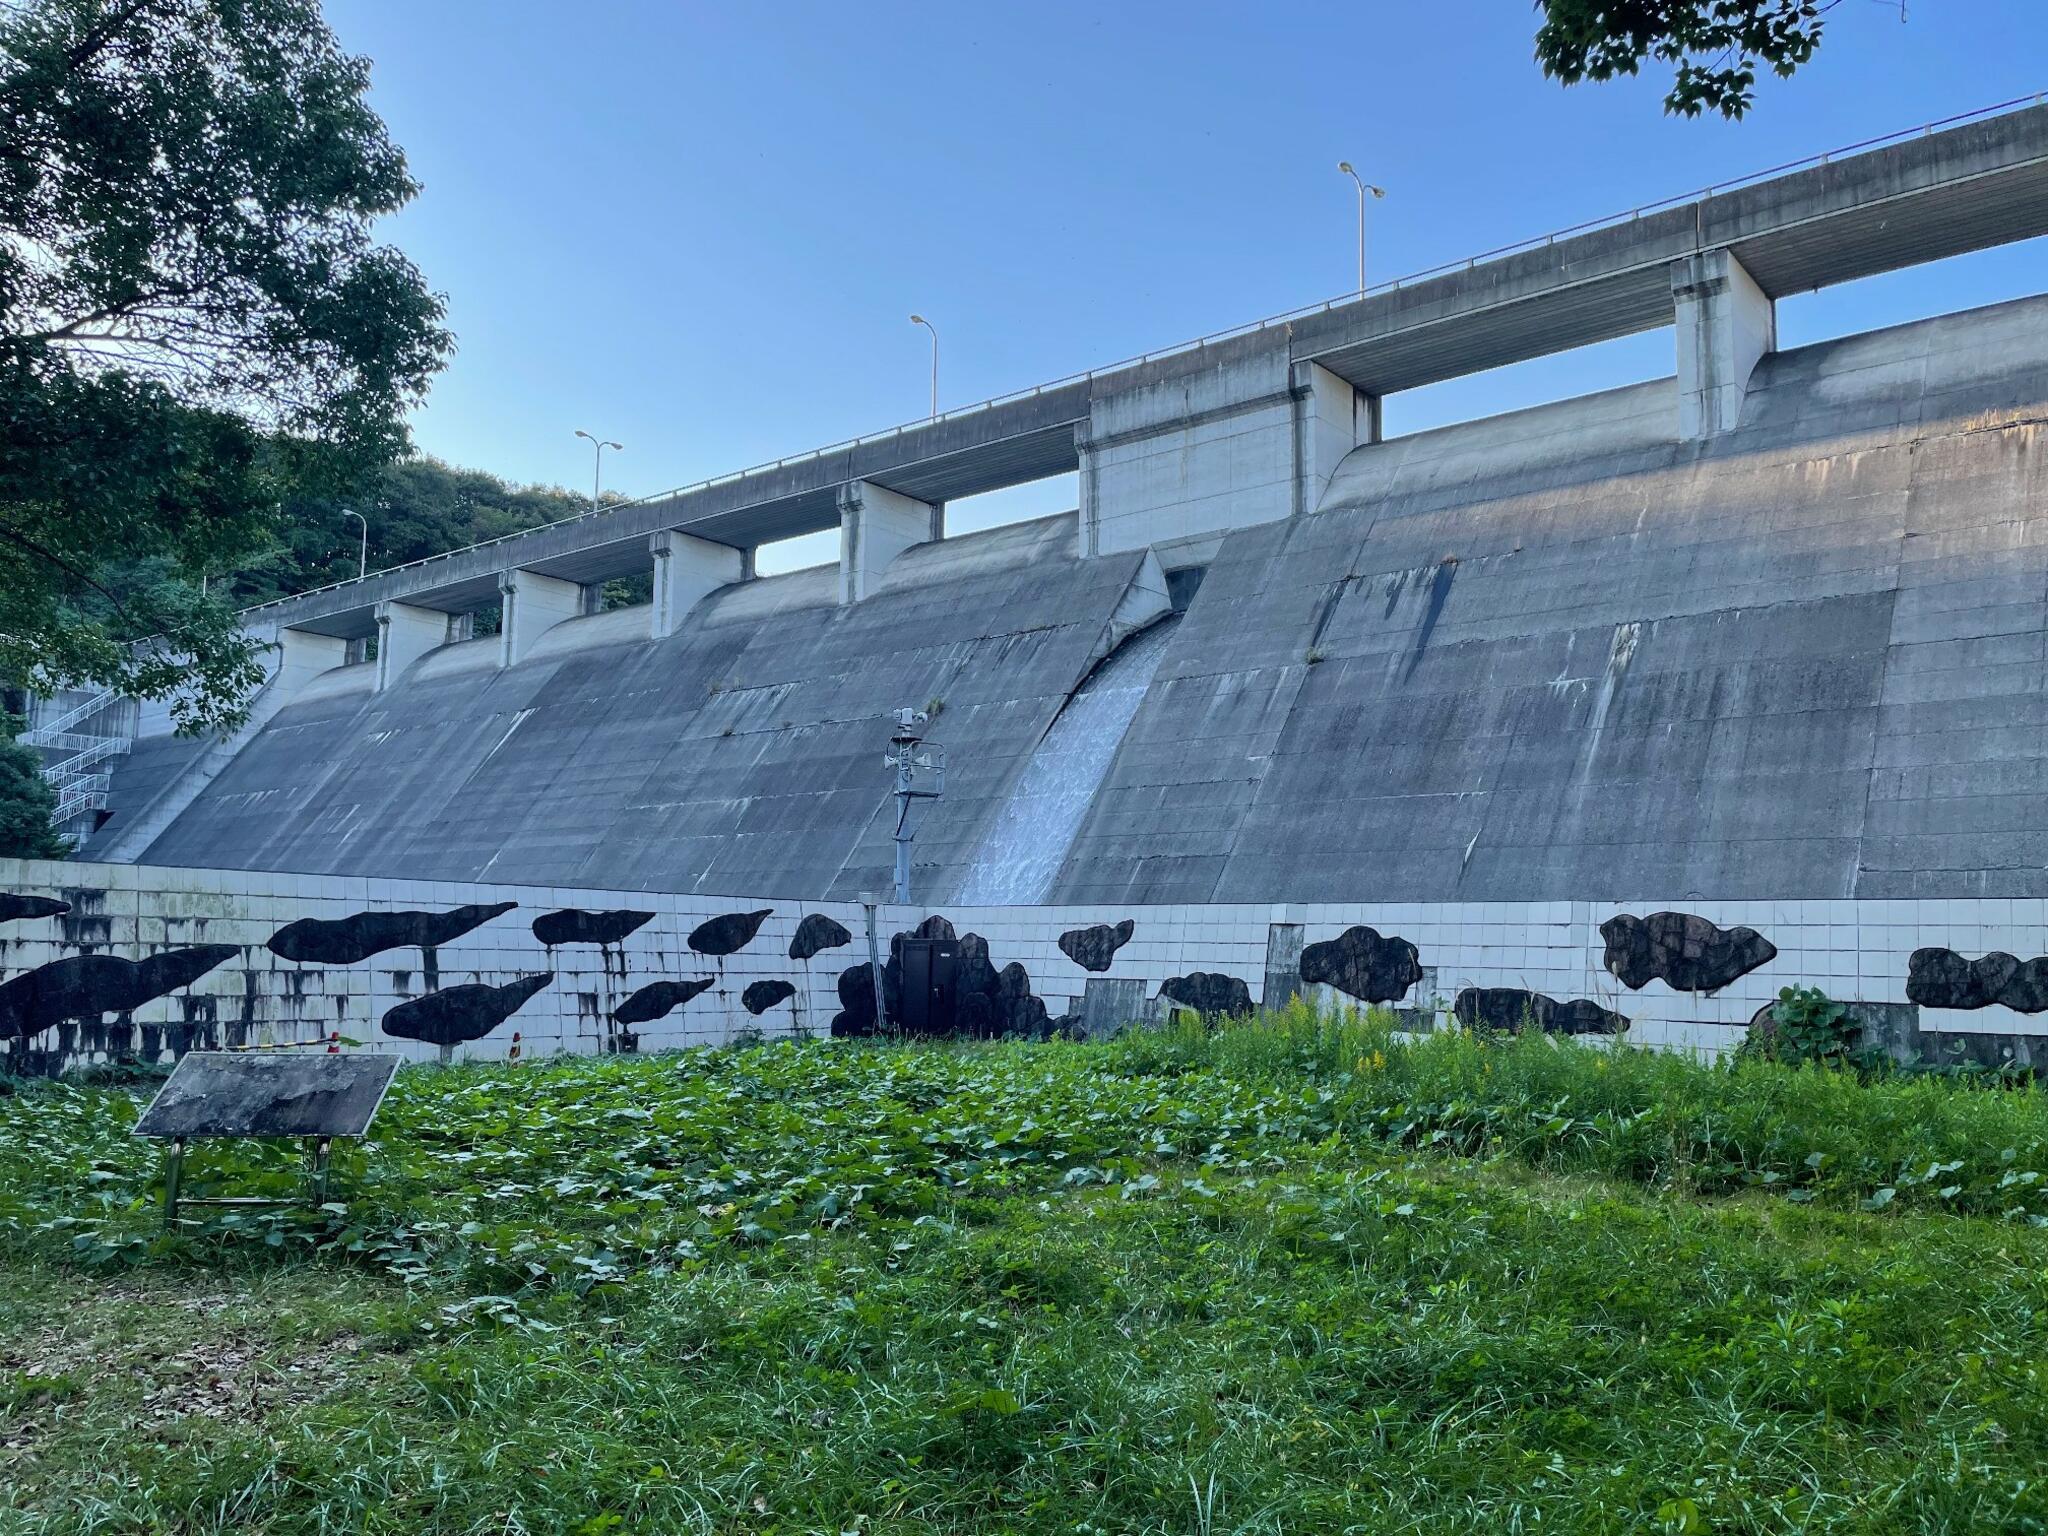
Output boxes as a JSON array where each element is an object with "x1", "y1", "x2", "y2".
[
  {"x1": 1534, "y1": 0, "x2": 1829, "y2": 119},
  {"x1": 0, "y1": 0, "x2": 451, "y2": 732},
  {"x1": 0, "y1": 715, "x2": 66, "y2": 858},
  {"x1": 235, "y1": 458, "x2": 608, "y2": 607},
  {"x1": 228, "y1": 457, "x2": 651, "y2": 624}
]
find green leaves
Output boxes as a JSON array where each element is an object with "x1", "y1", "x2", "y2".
[
  {"x1": 0, "y1": 712, "x2": 66, "y2": 856},
  {"x1": 9, "y1": 1026, "x2": 2048, "y2": 1531},
  {"x1": 1533, "y1": 0, "x2": 1828, "y2": 118},
  {"x1": 1736, "y1": 985, "x2": 1866, "y2": 1068},
  {"x1": 0, "y1": 0, "x2": 451, "y2": 727},
  {"x1": 8, "y1": 1017, "x2": 2048, "y2": 1303}
]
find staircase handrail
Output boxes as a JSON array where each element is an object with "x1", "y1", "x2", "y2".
[{"x1": 23, "y1": 686, "x2": 123, "y2": 743}]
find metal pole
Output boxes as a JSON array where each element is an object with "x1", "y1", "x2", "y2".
[
  {"x1": 342, "y1": 509, "x2": 368, "y2": 578},
  {"x1": 893, "y1": 759, "x2": 914, "y2": 905},
  {"x1": 910, "y1": 316, "x2": 938, "y2": 420},
  {"x1": 1355, "y1": 178, "x2": 1364, "y2": 294},
  {"x1": 883, "y1": 708, "x2": 942, "y2": 910},
  {"x1": 1338, "y1": 164, "x2": 1383, "y2": 296},
  {"x1": 862, "y1": 894, "x2": 888, "y2": 1031},
  {"x1": 310, "y1": 1136, "x2": 333, "y2": 1205},
  {"x1": 162, "y1": 1137, "x2": 185, "y2": 1225},
  {"x1": 575, "y1": 430, "x2": 623, "y2": 515}
]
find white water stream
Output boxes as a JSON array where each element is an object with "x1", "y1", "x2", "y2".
[{"x1": 954, "y1": 618, "x2": 1176, "y2": 905}]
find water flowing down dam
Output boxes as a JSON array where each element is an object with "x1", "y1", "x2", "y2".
[{"x1": 953, "y1": 618, "x2": 1178, "y2": 905}]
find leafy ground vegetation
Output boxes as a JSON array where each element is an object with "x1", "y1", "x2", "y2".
[{"x1": 4, "y1": 1004, "x2": 2048, "y2": 1533}]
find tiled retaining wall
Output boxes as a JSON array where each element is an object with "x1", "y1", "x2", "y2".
[{"x1": 3, "y1": 858, "x2": 2045, "y2": 1074}]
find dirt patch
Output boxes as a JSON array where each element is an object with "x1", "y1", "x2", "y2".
[{"x1": 1, "y1": 1289, "x2": 372, "y2": 1455}]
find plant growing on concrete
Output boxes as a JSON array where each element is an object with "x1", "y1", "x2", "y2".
[{"x1": 1739, "y1": 983, "x2": 1860, "y2": 1065}]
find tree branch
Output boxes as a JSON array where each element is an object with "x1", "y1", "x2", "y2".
[
  {"x1": 0, "y1": 520, "x2": 137, "y2": 622},
  {"x1": 0, "y1": 0, "x2": 163, "y2": 109}
]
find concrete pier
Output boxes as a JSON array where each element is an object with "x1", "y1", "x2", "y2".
[
  {"x1": 273, "y1": 628, "x2": 348, "y2": 694},
  {"x1": 1673, "y1": 250, "x2": 1775, "y2": 438},
  {"x1": 373, "y1": 601, "x2": 449, "y2": 691},
  {"x1": 496, "y1": 569, "x2": 583, "y2": 667},
  {"x1": 650, "y1": 529, "x2": 748, "y2": 638},
  {"x1": 838, "y1": 480, "x2": 940, "y2": 603}
]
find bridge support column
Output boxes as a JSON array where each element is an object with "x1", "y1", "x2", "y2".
[
  {"x1": 1672, "y1": 249, "x2": 1774, "y2": 439},
  {"x1": 373, "y1": 601, "x2": 449, "y2": 691},
  {"x1": 274, "y1": 628, "x2": 349, "y2": 695},
  {"x1": 838, "y1": 481, "x2": 938, "y2": 604},
  {"x1": 1290, "y1": 360, "x2": 1376, "y2": 517},
  {"x1": 497, "y1": 569, "x2": 583, "y2": 666},
  {"x1": 650, "y1": 529, "x2": 747, "y2": 638}
]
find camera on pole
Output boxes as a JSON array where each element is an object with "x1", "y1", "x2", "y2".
[{"x1": 882, "y1": 707, "x2": 944, "y2": 905}]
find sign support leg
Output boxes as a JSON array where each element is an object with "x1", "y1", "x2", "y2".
[
  {"x1": 162, "y1": 1137, "x2": 185, "y2": 1226},
  {"x1": 309, "y1": 1136, "x2": 333, "y2": 1205}
]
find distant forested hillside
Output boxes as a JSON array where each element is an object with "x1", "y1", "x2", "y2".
[{"x1": 228, "y1": 456, "x2": 612, "y2": 607}]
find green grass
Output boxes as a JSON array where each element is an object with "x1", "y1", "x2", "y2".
[{"x1": 4, "y1": 1006, "x2": 2048, "y2": 1533}]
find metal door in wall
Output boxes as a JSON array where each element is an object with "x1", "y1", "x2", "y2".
[{"x1": 899, "y1": 938, "x2": 959, "y2": 1036}]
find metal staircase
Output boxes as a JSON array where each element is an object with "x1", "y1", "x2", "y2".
[{"x1": 23, "y1": 688, "x2": 133, "y2": 845}]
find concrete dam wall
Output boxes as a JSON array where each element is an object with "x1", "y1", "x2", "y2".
[
  {"x1": 113, "y1": 294, "x2": 2048, "y2": 909},
  {"x1": 1058, "y1": 293, "x2": 2048, "y2": 906},
  {"x1": 131, "y1": 515, "x2": 1177, "y2": 901}
]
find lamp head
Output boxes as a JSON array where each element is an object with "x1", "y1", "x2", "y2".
[
  {"x1": 1369, "y1": 184, "x2": 1386, "y2": 199},
  {"x1": 909, "y1": 313, "x2": 926, "y2": 326},
  {"x1": 1337, "y1": 160, "x2": 1353, "y2": 174}
]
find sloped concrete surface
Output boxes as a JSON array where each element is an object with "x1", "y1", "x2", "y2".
[
  {"x1": 135, "y1": 295, "x2": 2048, "y2": 906},
  {"x1": 1051, "y1": 294, "x2": 2048, "y2": 904},
  {"x1": 141, "y1": 516, "x2": 1159, "y2": 900}
]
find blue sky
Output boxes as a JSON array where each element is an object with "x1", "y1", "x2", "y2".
[{"x1": 325, "y1": 1, "x2": 2048, "y2": 570}]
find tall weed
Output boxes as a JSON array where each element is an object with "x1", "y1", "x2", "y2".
[{"x1": 1104, "y1": 996, "x2": 2048, "y2": 1215}]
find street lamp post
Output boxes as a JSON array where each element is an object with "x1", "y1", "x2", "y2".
[
  {"x1": 573, "y1": 429, "x2": 623, "y2": 514},
  {"x1": 341, "y1": 508, "x2": 368, "y2": 579},
  {"x1": 1336, "y1": 162, "x2": 1385, "y2": 295},
  {"x1": 909, "y1": 314, "x2": 938, "y2": 421}
]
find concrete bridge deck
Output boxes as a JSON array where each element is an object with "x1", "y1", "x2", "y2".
[{"x1": 242, "y1": 97, "x2": 2048, "y2": 644}]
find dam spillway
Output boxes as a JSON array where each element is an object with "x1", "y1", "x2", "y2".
[
  {"x1": 17, "y1": 100, "x2": 2048, "y2": 1073},
  {"x1": 955, "y1": 615, "x2": 1178, "y2": 906},
  {"x1": 108, "y1": 288, "x2": 2048, "y2": 909},
  {"x1": 106, "y1": 291, "x2": 2048, "y2": 908}
]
